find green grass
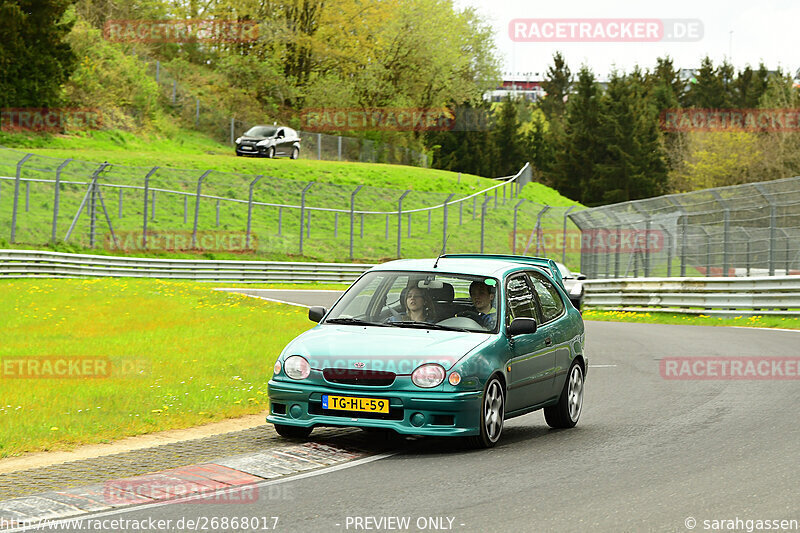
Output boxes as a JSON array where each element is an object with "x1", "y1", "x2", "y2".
[
  {"x1": 0, "y1": 278, "x2": 319, "y2": 457},
  {"x1": 0, "y1": 128, "x2": 584, "y2": 267},
  {"x1": 582, "y1": 308, "x2": 800, "y2": 329}
]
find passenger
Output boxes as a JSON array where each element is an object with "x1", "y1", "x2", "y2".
[
  {"x1": 387, "y1": 286, "x2": 437, "y2": 323},
  {"x1": 468, "y1": 280, "x2": 497, "y2": 329}
]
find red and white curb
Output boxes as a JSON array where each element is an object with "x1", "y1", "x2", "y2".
[{"x1": 0, "y1": 442, "x2": 368, "y2": 529}]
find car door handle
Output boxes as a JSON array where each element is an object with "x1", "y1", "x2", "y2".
[{"x1": 544, "y1": 337, "x2": 552, "y2": 346}]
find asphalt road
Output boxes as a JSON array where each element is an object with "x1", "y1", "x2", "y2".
[{"x1": 37, "y1": 292, "x2": 800, "y2": 533}]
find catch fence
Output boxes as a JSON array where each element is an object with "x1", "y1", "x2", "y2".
[{"x1": 0, "y1": 148, "x2": 583, "y2": 264}]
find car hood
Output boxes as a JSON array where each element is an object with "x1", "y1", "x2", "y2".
[
  {"x1": 282, "y1": 325, "x2": 491, "y2": 373},
  {"x1": 239, "y1": 135, "x2": 270, "y2": 142}
]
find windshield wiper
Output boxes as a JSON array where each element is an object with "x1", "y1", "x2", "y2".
[
  {"x1": 325, "y1": 318, "x2": 388, "y2": 327},
  {"x1": 389, "y1": 321, "x2": 473, "y2": 332}
]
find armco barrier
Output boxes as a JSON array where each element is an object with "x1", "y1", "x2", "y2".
[
  {"x1": 0, "y1": 250, "x2": 374, "y2": 283},
  {"x1": 583, "y1": 276, "x2": 800, "y2": 316}
]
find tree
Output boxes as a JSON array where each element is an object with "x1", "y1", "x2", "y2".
[
  {"x1": 684, "y1": 56, "x2": 734, "y2": 109},
  {"x1": 593, "y1": 69, "x2": 668, "y2": 204},
  {"x1": 0, "y1": 0, "x2": 77, "y2": 108},
  {"x1": 539, "y1": 52, "x2": 571, "y2": 122},
  {"x1": 732, "y1": 63, "x2": 770, "y2": 108},
  {"x1": 492, "y1": 95, "x2": 525, "y2": 176},
  {"x1": 548, "y1": 65, "x2": 602, "y2": 204}
]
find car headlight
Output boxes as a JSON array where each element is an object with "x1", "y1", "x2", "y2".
[
  {"x1": 256, "y1": 139, "x2": 271, "y2": 146},
  {"x1": 235, "y1": 137, "x2": 242, "y2": 144},
  {"x1": 411, "y1": 364, "x2": 445, "y2": 388},
  {"x1": 284, "y1": 356, "x2": 310, "y2": 380}
]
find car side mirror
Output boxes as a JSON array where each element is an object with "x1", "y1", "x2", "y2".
[
  {"x1": 508, "y1": 317, "x2": 537, "y2": 336},
  {"x1": 576, "y1": 274, "x2": 587, "y2": 280},
  {"x1": 308, "y1": 306, "x2": 326, "y2": 323}
]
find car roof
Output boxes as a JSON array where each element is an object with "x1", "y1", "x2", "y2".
[{"x1": 370, "y1": 254, "x2": 564, "y2": 288}]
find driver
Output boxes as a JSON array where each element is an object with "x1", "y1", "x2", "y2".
[
  {"x1": 468, "y1": 281, "x2": 497, "y2": 329},
  {"x1": 387, "y1": 286, "x2": 437, "y2": 323}
]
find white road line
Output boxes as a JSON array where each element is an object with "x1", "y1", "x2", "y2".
[
  {"x1": 589, "y1": 364, "x2": 617, "y2": 368},
  {"x1": 240, "y1": 295, "x2": 312, "y2": 308},
  {"x1": 6, "y1": 453, "x2": 397, "y2": 533},
  {"x1": 730, "y1": 326, "x2": 800, "y2": 333}
]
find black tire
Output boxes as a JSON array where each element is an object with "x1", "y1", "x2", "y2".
[
  {"x1": 466, "y1": 375, "x2": 505, "y2": 448},
  {"x1": 544, "y1": 360, "x2": 584, "y2": 429},
  {"x1": 274, "y1": 423, "x2": 312, "y2": 439},
  {"x1": 235, "y1": 151, "x2": 242, "y2": 157},
  {"x1": 290, "y1": 146, "x2": 300, "y2": 159},
  {"x1": 266, "y1": 146, "x2": 275, "y2": 159}
]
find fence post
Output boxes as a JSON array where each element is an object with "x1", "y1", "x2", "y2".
[
  {"x1": 512, "y1": 199, "x2": 526, "y2": 255},
  {"x1": 562, "y1": 206, "x2": 576, "y2": 264},
  {"x1": 230, "y1": 117, "x2": 235, "y2": 145},
  {"x1": 192, "y1": 170, "x2": 213, "y2": 248},
  {"x1": 442, "y1": 193, "x2": 455, "y2": 253},
  {"x1": 317, "y1": 134, "x2": 322, "y2": 160},
  {"x1": 459, "y1": 202, "x2": 463, "y2": 225},
  {"x1": 51, "y1": 159, "x2": 71, "y2": 244},
  {"x1": 334, "y1": 212, "x2": 339, "y2": 238},
  {"x1": 246, "y1": 175, "x2": 263, "y2": 249},
  {"x1": 183, "y1": 196, "x2": 188, "y2": 224},
  {"x1": 172, "y1": 80, "x2": 176, "y2": 104},
  {"x1": 151, "y1": 190, "x2": 156, "y2": 220},
  {"x1": 535, "y1": 206, "x2": 551, "y2": 255},
  {"x1": 349, "y1": 185, "x2": 363, "y2": 260},
  {"x1": 142, "y1": 167, "x2": 158, "y2": 249},
  {"x1": 299, "y1": 182, "x2": 314, "y2": 255},
  {"x1": 338, "y1": 136, "x2": 342, "y2": 161},
  {"x1": 216, "y1": 199, "x2": 221, "y2": 227},
  {"x1": 754, "y1": 184, "x2": 777, "y2": 276},
  {"x1": 397, "y1": 190, "x2": 411, "y2": 258},
  {"x1": 156, "y1": 60, "x2": 160, "y2": 83},
  {"x1": 195, "y1": 98, "x2": 200, "y2": 127},
  {"x1": 65, "y1": 162, "x2": 108, "y2": 245},
  {"x1": 10, "y1": 153, "x2": 32, "y2": 243},
  {"x1": 480, "y1": 196, "x2": 492, "y2": 253},
  {"x1": 407, "y1": 213, "x2": 411, "y2": 237}
]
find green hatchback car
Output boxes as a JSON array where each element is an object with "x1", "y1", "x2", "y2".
[{"x1": 267, "y1": 254, "x2": 587, "y2": 448}]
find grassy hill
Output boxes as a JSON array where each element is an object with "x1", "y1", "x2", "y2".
[{"x1": 0, "y1": 128, "x2": 583, "y2": 267}]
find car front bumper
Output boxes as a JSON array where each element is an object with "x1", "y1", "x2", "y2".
[{"x1": 267, "y1": 380, "x2": 482, "y2": 436}]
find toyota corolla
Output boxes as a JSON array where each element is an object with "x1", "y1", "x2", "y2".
[{"x1": 267, "y1": 254, "x2": 587, "y2": 448}]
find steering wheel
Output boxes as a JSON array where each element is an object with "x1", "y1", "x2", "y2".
[{"x1": 456, "y1": 310, "x2": 483, "y2": 323}]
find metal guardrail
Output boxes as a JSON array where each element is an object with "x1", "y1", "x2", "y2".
[
  {"x1": 0, "y1": 250, "x2": 374, "y2": 283},
  {"x1": 583, "y1": 276, "x2": 800, "y2": 316}
]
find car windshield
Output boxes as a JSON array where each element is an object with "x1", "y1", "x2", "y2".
[
  {"x1": 243, "y1": 126, "x2": 278, "y2": 137},
  {"x1": 324, "y1": 270, "x2": 500, "y2": 333}
]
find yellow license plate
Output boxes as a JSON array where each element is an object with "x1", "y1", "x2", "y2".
[{"x1": 322, "y1": 395, "x2": 389, "y2": 413}]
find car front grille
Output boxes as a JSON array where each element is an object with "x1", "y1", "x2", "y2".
[{"x1": 322, "y1": 368, "x2": 396, "y2": 386}]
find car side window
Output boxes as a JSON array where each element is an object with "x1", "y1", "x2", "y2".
[
  {"x1": 528, "y1": 272, "x2": 565, "y2": 323},
  {"x1": 505, "y1": 275, "x2": 536, "y2": 327},
  {"x1": 277, "y1": 129, "x2": 284, "y2": 138}
]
